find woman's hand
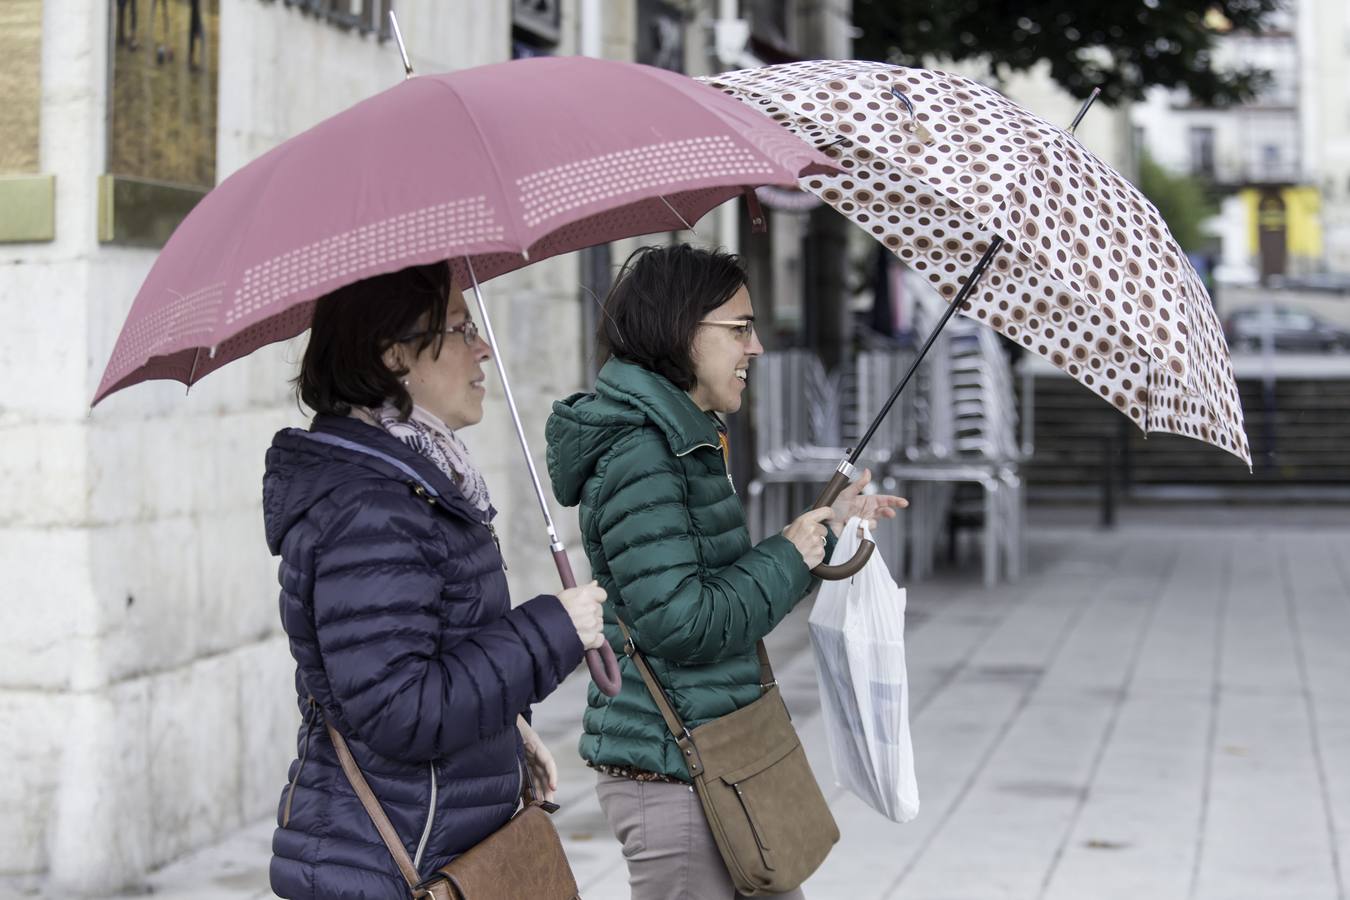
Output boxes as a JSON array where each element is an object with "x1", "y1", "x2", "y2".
[
  {"x1": 782, "y1": 507, "x2": 834, "y2": 569},
  {"x1": 557, "y1": 580, "x2": 607, "y2": 650},
  {"x1": 517, "y1": 715, "x2": 557, "y2": 802},
  {"x1": 829, "y1": 468, "x2": 908, "y2": 537}
]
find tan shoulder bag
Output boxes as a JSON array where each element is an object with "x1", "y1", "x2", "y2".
[
  {"x1": 323, "y1": 715, "x2": 580, "y2": 900},
  {"x1": 615, "y1": 620, "x2": 839, "y2": 895}
]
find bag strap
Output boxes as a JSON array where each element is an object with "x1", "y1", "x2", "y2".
[
  {"x1": 612, "y1": 616, "x2": 776, "y2": 778},
  {"x1": 317, "y1": 702, "x2": 543, "y2": 898},
  {"x1": 321, "y1": 715, "x2": 426, "y2": 895}
]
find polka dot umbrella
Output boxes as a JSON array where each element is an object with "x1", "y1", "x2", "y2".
[
  {"x1": 703, "y1": 61, "x2": 1251, "y2": 468},
  {"x1": 92, "y1": 53, "x2": 840, "y2": 696}
]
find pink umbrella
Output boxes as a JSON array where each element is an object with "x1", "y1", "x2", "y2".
[{"x1": 93, "y1": 53, "x2": 837, "y2": 696}]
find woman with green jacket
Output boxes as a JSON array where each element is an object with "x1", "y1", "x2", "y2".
[{"x1": 545, "y1": 244, "x2": 905, "y2": 898}]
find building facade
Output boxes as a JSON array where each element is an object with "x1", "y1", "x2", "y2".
[
  {"x1": 1132, "y1": 0, "x2": 1350, "y2": 285},
  {"x1": 1298, "y1": 0, "x2": 1350, "y2": 273},
  {"x1": 0, "y1": 0, "x2": 857, "y2": 893}
]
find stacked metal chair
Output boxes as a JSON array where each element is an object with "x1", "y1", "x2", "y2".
[
  {"x1": 745, "y1": 290, "x2": 1026, "y2": 587},
  {"x1": 745, "y1": 349, "x2": 849, "y2": 544},
  {"x1": 869, "y1": 293, "x2": 1026, "y2": 587}
]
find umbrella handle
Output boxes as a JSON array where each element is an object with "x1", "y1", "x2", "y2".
[
  {"x1": 552, "y1": 548, "x2": 623, "y2": 697},
  {"x1": 808, "y1": 471, "x2": 875, "y2": 580}
]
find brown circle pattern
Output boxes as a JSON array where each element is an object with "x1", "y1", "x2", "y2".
[{"x1": 703, "y1": 61, "x2": 1249, "y2": 466}]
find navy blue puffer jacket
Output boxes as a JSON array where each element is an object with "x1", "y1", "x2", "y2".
[{"x1": 264, "y1": 415, "x2": 584, "y2": 900}]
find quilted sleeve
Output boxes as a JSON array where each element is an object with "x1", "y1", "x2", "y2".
[
  {"x1": 595, "y1": 431, "x2": 812, "y2": 664},
  {"x1": 310, "y1": 489, "x2": 584, "y2": 762}
]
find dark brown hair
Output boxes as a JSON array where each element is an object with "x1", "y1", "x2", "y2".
[
  {"x1": 598, "y1": 244, "x2": 747, "y2": 390},
  {"x1": 295, "y1": 261, "x2": 451, "y2": 418}
]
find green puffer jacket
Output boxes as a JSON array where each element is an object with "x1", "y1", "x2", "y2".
[{"x1": 546, "y1": 358, "x2": 821, "y2": 780}]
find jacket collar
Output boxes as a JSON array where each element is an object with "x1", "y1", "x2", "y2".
[
  {"x1": 595, "y1": 358, "x2": 722, "y2": 457},
  {"x1": 303, "y1": 414, "x2": 493, "y2": 523}
]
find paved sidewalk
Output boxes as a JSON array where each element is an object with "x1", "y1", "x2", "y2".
[{"x1": 112, "y1": 507, "x2": 1350, "y2": 899}]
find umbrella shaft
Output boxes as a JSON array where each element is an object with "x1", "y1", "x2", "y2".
[
  {"x1": 849, "y1": 235, "x2": 1005, "y2": 465},
  {"x1": 464, "y1": 259, "x2": 563, "y2": 549}
]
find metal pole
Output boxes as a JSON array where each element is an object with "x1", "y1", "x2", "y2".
[
  {"x1": 1069, "y1": 87, "x2": 1102, "y2": 136},
  {"x1": 463, "y1": 259, "x2": 564, "y2": 553},
  {"x1": 388, "y1": 11, "x2": 413, "y2": 79},
  {"x1": 811, "y1": 235, "x2": 1006, "y2": 580},
  {"x1": 845, "y1": 234, "x2": 1005, "y2": 466},
  {"x1": 464, "y1": 257, "x2": 622, "y2": 695}
]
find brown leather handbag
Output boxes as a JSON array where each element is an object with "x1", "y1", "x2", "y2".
[
  {"x1": 324, "y1": 717, "x2": 580, "y2": 900},
  {"x1": 615, "y1": 619, "x2": 839, "y2": 896}
]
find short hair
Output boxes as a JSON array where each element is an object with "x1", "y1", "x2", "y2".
[
  {"x1": 598, "y1": 244, "x2": 747, "y2": 391},
  {"x1": 295, "y1": 261, "x2": 451, "y2": 418}
]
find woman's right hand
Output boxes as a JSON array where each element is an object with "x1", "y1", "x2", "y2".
[
  {"x1": 557, "y1": 580, "x2": 608, "y2": 650},
  {"x1": 782, "y1": 507, "x2": 834, "y2": 569}
]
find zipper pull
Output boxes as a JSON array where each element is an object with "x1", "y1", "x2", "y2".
[{"x1": 487, "y1": 521, "x2": 508, "y2": 572}]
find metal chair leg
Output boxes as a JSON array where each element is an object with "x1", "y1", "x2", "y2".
[{"x1": 982, "y1": 477, "x2": 999, "y2": 588}]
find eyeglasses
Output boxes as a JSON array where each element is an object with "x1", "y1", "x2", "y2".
[
  {"x1": 397, "y1": 319, "x2": 480, "y2": 346},
  {"x1": 699, "y1": 319, "x2": 756, "y2": 341}
]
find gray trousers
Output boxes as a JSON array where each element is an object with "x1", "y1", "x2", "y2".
[{"x1": 595, "y1": 772, "x2": 807, "y2": 900}]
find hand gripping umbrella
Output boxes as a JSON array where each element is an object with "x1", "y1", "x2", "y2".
[
  {"x1": 93, "y1": 51, "x2": 838, "y2": 695},
  {"x1": 704, "y1": 61, "x2": 1250, "y2": 577}
]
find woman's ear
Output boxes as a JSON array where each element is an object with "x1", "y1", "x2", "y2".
[{"x1": 382, "y1": 343, "x2": 405, "y2": 377}]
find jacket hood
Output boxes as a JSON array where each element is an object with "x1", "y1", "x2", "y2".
[
  {"x1": 546, "y1": 358, "x2": 722, "y2": 508},
  {"x1": 263, "y1": 414, "x2": 484, "y2": 554}
]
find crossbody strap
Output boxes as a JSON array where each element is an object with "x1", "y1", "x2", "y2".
[
  {"x1": 318, "y1": 703, "x2": 542, "y2": 897},
  {"x1": 322, "y1": 715, "x2": 426, "y2": 894},
  {"x1": 612, "y1": 617, "x2": 777, "y2": 777}
]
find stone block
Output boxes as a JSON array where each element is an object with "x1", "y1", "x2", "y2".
[
  {"x1": 0, "y1": 527, "x2": 90, "y2": 689},
  {"x1": 0, "y1": 259, "x2": 93, "y2": 420},
  {"x1": 0, "y1": 421, "x2": 88, "y2": 528},
  {"x1": 0, "y1": 691, "x2": 71, "y2": 876},
  {"x1": 85, "y1": 516, "x2": 205, "y2": 684},
  {"x1": 194, "y1": 507, "x2": 286, "y2": 658},
  {"x1": 46, "y1": 680, "x2": 154, "y2": 893},
  {"x1": 235, "y1": 637, "x2": 301, "y2": 822},
  {"x1": 84, "y1": 509, "x2": 276, "y2": 687},
  {"x1": 146, "y1": 654, "x2": 244, "y2": 865}
]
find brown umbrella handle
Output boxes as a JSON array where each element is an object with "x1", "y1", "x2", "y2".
[
  {"x1": 808, "y1": 471, "x2": 875, "y2": 580},
  {"x1": 553, "y1": 547, "x2": 623, "y2": 696}
]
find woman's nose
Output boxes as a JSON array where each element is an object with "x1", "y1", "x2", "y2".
[
  {"x1": 473, "y1": 335, "x2": 492, "y2": 362},
  {"x1": 746, "y1": 331, "x2": 765, "y2": 357}
]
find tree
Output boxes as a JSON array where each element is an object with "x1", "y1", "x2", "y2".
[
  {"x1": 853, "y1": 0, "x2": 1282, "y2": 107},
  {"x1": 1137, "y1": 151, "x2": 1216, "y2": 251}
]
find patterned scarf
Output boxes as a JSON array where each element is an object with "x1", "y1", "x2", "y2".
[{"x1": 365, "y1": 402, "x2": 492, "y2": 513}]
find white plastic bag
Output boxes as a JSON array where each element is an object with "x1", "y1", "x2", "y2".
[{"x1": 808, "y1": 517, "x2": 919, "y2": 822}]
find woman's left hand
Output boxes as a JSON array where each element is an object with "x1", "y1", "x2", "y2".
[
  {"x1": 517, "y1": 715, "x2": 558, "y2": 802},
  {"x1": 828, "y1": 468, "x2": 908, "y2": 537}
]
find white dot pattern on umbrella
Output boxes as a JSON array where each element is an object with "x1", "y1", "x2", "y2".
[
  {"x1": 704, "y1": 61, "x2": 1249, "y2": 465},
  {"x1": 516, "y1": 136, "x2": 775, "y2": 228},
  {"x1": 104, "y1": 282, "x2": 225, "y2": 389},
  {"x1": 94, "y1": 56, "x2": 840, "y2": 406},
  {"x1": 224, "y1": 196, "x2": 503, "y2": 325}
]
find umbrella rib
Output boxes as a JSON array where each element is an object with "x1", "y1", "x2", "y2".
[
  {"x1": 186, "y1": 346, "x2": 203, "y2": 392},
  {"x1": 659, "y1": 195, "x2": 697, "y2": 233},
  {"x1": 420, "y1": 77, "x2": 531, "y2": 260}
]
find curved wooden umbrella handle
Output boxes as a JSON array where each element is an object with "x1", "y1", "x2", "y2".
[
  {"x1": 553, "y1": 548, "x2": 623, "y2": 696},
  {"x1": 809, "y1": 469, "x2": 875, "y2": 580}
]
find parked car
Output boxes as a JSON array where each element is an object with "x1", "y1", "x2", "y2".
[
  {"x1": 1223, "y1": 305, "x2": 1350, "y2": 353},
  {"x1": 1270, "y1": 272, "x2": 1350, "y2": 295}
]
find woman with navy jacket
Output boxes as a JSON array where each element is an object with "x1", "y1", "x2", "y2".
[{"x1": 263, "y1": 261, "x2": 606, "y2": 899}]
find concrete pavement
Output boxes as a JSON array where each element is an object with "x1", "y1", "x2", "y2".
[{"x1": 104, "y1": 506, "x2": 1350, "y2": 900}]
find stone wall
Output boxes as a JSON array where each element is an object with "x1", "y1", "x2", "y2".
[{"x1": 0, "y1": 0, "x2": 614, "y2": 893}]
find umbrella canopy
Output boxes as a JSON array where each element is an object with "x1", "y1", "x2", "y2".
[
  {"x1": 93, "y1": 54, "x2": 840, "y2": 695},
  {"x1": 704, "y1": 61, "x2": 1250, "y2": 466},
  {"x1": 94, "y1": 55, "x2": 836, "y2": 405}
]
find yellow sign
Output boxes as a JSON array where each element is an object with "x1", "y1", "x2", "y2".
[{"x1": 0, "y1": 0, "x2": 43, "y2": 175}]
